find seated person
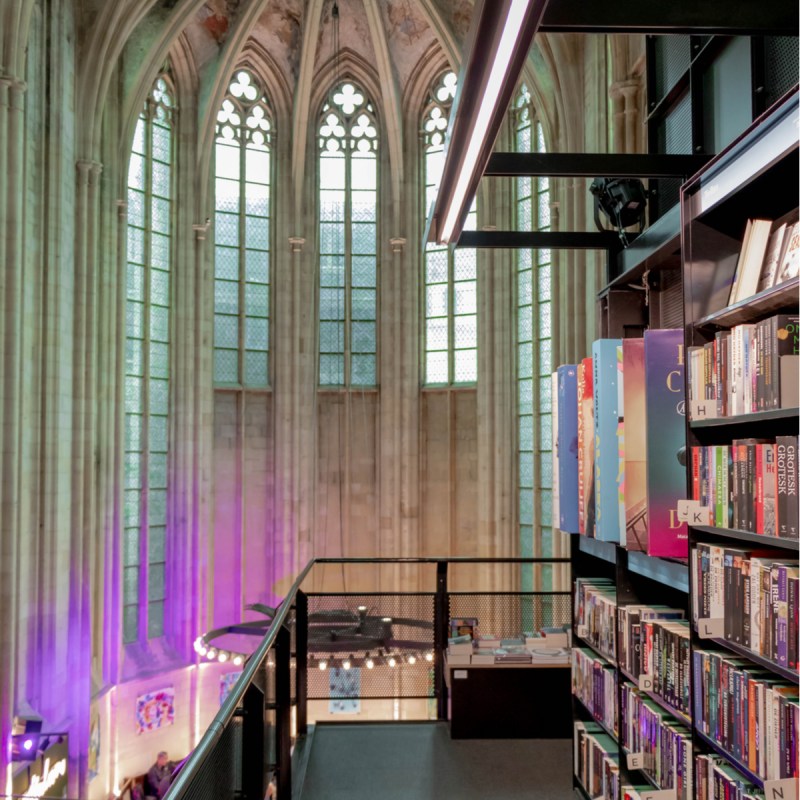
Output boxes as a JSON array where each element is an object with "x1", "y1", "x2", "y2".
[{"x1": 144, "y1": 751, "x2": 173, "y2": 799}]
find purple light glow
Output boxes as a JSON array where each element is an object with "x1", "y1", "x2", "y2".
[{"x1": 23, "y1": 739, "x2": 34, "y2": 751}]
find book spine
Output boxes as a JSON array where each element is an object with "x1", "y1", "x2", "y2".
[
  {"x1": 777, "y1": 565, "x2": 788, "y2": 667},
  {"x1": 764, "y1": 444, "x2": 777, "y2": 536},
  {"x1": 755, "y1": 444, "x2": 764, "y2": 535},
  {"x1": 788, "y1": 576, "x2": 798, "y2": 671},
  {"x1": 557, "y1": 365, "x2": 580, "y2": 533},
  {"x1": 776, "y1": 436, "x2": 798, "y2": 538},
  {"x1": 746, "y1": 443, "x2": 756, "y2": 532}
]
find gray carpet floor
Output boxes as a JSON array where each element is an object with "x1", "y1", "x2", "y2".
[{"x1": 298, "y1": 723, "x2": 572, "y2": 800}]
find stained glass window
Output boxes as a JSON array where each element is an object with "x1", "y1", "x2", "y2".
[
  {"x1": 125, "y1": 74, "x2": 174, "y2": 643},
  {"x1": 214, "y1": 69, "x2": 272, "y2": 387},
  {"x1": 423, "y1": 71, "x2": 477, "y2": 385},
  {"x1": 318, "y1": 81, "x2": 378, "y2": 387},
  {"x1": 514, "y1": 84, "x2": 552, "y2": 594}
]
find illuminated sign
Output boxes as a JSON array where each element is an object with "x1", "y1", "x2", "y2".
[{"x1": 12, "y1": 738, "x2": 69, "y2": 799}]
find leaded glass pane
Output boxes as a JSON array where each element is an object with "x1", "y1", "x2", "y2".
[
  {"x1": 519, "y1": 415, "x2": 533, "y2": 446},
  {"x1": 541, "y1": 491, "x2": 553, "y2": 527},
  {"x1": 320, "y1": 257, "x2": 345, "y2": 288},
  {"x1": 125, "y1": 376, "x2": 142, "y2": 414},
  {"x1": 128, "y1": 229, "x2": 146, "y2": 267},
  {"x1": 454, "y1": 350, "x2": 477, "y2": 383},
  {"x1": 538, "y1": 264, "x2": 551, "y2": 301},
  {"x1": 147, "y1": 601, "x2": 164, "y2": 639},
  {"x1": 124, "y1": 453, "x2": 141, "y2": 489},
  {"x1": 128, "y1": 189, "x2": 145, "y2": 227},
  {"x1": 149, "y1": 491, "x2": 167, "y2": 527},
  {"x1": 245, "y1": 183, "x2": 269, "y2": 217},
  {"x1": 148, "y1": 529, "x2": 166, "y2": 567},
  {"x1": 214, "y1": 349, "x2": 238, "y2": 384},
  {"x1": 538, "y1": 199, "x2": 551, "y2": 228},
  {"x1": 454, "y1": 249, "x2": 476, "y2": 281},
  {"x1": 151, "y1": 233, "x2": 170, "y2": 270},
  {"x1": 538, "y1": 302, "x2": 551, "y2": 338},
  {"x1": 426, "y1": 352, "x2": 448, "y2": 384},
  {"x1": 152, "y1": 161, "x2": 170, "y2": 199},
  {"x1": 245, "y1": 283, "x2": 268, "y2": 318},
  {"x1": 519, "y1": 452, "x2": 534, "y2": 488},
  {"x1": 454, "y1": 282, "x2": 476, "y2": 315},
  {"x1": 132, "y1": 118, "x2": 146, "y2": 155},
  {"x1": 150, "y1": 268, "x2": 169, "y2": 306},
  {"x1": 517, "y1": 176, "x2": 532, "y2": 201},
  {"x1": 320, "y1": 190, "x2": 345, "y2": 221},
  {"x1": 539, "y1": 377, "x2": 552, "y2": 413},
  {"x1": 518, "y1": 305, "x2": 532, "y2": 341},
  {"x1": 320, "y1": 321, "x2": 345, "y2": 353},
  {"x1": 215, "y1": 177, "x2": 239, "y2": 212},
  {"x1": 454, "y1": 315, "x2": 477, "y2": 349},
  {"x1": 149, "y1": 378, "x2": 168, "y2": 416},
  {"x1": 540, "y1": 455, "x2": 553, "y2": 489},
  {"x1": 151, "y1": 197, "x2": 170, "y2": 235},
  {"x1": 126, "y1": 338, "x2": 144, "y2": 378},
  {"x1": 517, "y1": 248, "x2": 533, "y2": 272},
  {"x1": 245, "y1": 249, "x2": 268, "y2": 283},
  {"x1": 128, "y1": 153, "x2": 146, "y2": 191},
  {"x1": 124, "y1": 525, "x2": 139, "y2": 564},
  {"x1": 320, "y1": 153, "x2": 346, "y2": 189},
  {"x1": 127, "y1": 262, "x2": 144, "y2": 300},
  {"x1": 125, "y1": 414, "x2": 142, "y2": 451},
  {"x1": 152, "y1": 120, "x2": 171, "y2": 163},
  {"x1": 150, "y1": 341, "x2": 168, "y2": 380},
  {"x1": 245, "y1": 147, "x2": 269, "y2": 179},
  {"x1": 351, "y1": 355, "x2": 376, "y2": 386},
  {"x1": 351, "y1": 223, "x2": 376, "y2": 255},
  {"x1": 539, "y1": 339, "x2": 552, "y2": 374},
  {"x1": 518, "y1": 342, "x2": 533, "y2": 379},
  {"x1": 244, "y1": 350, "x2": 268, "y2": 386},
  {"x1": 351, "y1": 288, "x2": 376, "y2": 321},
  {"x1": 127, "y1": 300, "x2": 144, "y2": 339},
  {"x1": 123, "y1": 565, "x2": 138, "y2": 604},
  {"x1": 148, "y1": 453, "x2": 167, "y2": 489},
  {"x1": 539, "y1": 415, "x2": 552, "y2": 450},
  {"x1": 244, "y1": 317, "x2": 267, "y2": 350},
  {"x1": 518, "y1": 378, "x2": 533, "y2": 415},
  {"x1": 425, "y1": 249, "x2": 448, "y2": 284},
  {"x1": 518, "y1": 198, "x2": 532, "y2": 231},
  {"x1": 351, "y1": 256, "x2": 376, "y2": 288},
  {"x1": 215, "y1": 280, "x2": 238, "y2": 315},
  {"x1": 245, "y1": 216, "x2": 268, "y2": 250},
  {"x1": 351, "y1": 321, "x2": 375, "y2": 354},
  {"x1": 519, "y1": 494, "x2": 533, "y2": 526},
  {"x1": 426, "y1": 318, "x2": 448, "y2": 350},
  {"x1": 123, "y1": 605, "x2": 139, "y2": 644},
  {"x1": 216, "y1": 140, "x2": 240, "y2": 179},
  {"x1": 215, "y1": 212, "x2": 238, "y2": 247},
  {"x1": 150, "y1": 304, "x2": 169, "y2": 343},
  {"x1": 215, "y1": 246, "x2": 239, "y2": 280},
  {"x1": 320, "y1": 222, "x2": 345, "y2": 254},
  {"x1": 214, "y1": 314, "x2": 238, "y2": 348},
  {"x1": 426, "y1": 284, "x2": 448, "y2": 317},
  {"x1": 150, "y1": 414, "x2": 168, "y2": 452},
  {"x1": 320, "y1": 288, "x2": 345, "y2": 321},
  {"x1": 320, "y1": 354, "x2": 344, "y2": 385},
  {"x1": 351, "y1": 192, "x2": 376, "y2": 222}
]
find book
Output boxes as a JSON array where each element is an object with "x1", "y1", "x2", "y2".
[
  {"x1": 593, "y1": 339, "x2": 623, "y2": 542},
  {"x1": 577, "y1": 356, "x2": 595, "y2": 536},
  {"x1": 644, "y1": 329, "x2": 688, "y2": 558},
  {"x1": 551, "y1": 370, "x2": 560, "y2": 532},
  {"x1": 773, "y1": 220, "x2": 800, "y2": 287},
  {"x1": 449, "y1": 617, "x2": 478, "y2": 639},
  {"x1": 757, "y1": 222, "x2": 789, "y2": 291},
  {"x1": 730, "y1": 218, "x2": 773, "y2": 303},
  {"x1": 622, "y1": 339, "x2": 647, "y2": 551},
  {"x1": 776, "y1": 436, "x2": 798, "y2": 538},
  {"x1": 728, "y1": 219, "x2": 754, "y2": 305},
  {"x1": 557, "y1": 365, "x2": 579, "y2": 532}
]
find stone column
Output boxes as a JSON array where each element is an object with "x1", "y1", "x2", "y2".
[{"x1": 0, "y1": 72, "x2": 25, "y2": 796}]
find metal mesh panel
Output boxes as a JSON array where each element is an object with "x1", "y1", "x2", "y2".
[
  {"x1": 653, "y1": 36, "x2": 691, "y2": 101},
  {"x1": 449, "y1": 592, "x2": 571, "y2": 638},
  {"x1": 765, "y1": 37, "x2": 799, "y2": 108},
  {"x1": 305, "y1": 593, "x2": 435, "y2": 699},
  {"x1": 658, "y1": 91, "x2": 692, "y2": 155},
  {"x1": 652, "y1": 269, "x2": 684, "y2": 329},
  {"x1": 172, "y1": 716, "x2": 242, "y2": 800}
]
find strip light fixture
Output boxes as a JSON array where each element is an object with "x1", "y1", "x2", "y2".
[{"x1": 429, "y1": 0, "x2": 550, "y2": 245}]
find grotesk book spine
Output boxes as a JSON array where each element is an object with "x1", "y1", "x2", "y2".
[
  {"x1": 592, "y1": 339, "x2": 623, "y2": 542},
  {"x1": 578, "y1": 356, "x2": 595, "y2": 536},
  {"x1": 644, "y1": 329, "x2": 688, "y2": 558},
  {"x1": 776, "y1": 436, "x2": 799, "y2": 538},
  {"x1": 557, "y1": 365, "x2": 580, "y2": 533},
  {"x1": 622, "y1": 339, "x2": 647, "y2": 552}
]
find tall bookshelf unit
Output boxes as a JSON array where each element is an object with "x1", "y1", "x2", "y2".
[{"x1": 570, "y1": 88, "x2": 799, "y2": 800}]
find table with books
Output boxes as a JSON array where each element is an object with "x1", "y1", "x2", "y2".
[{"x1": 443, "y1": 627, "x2": 572, "y2": 739}]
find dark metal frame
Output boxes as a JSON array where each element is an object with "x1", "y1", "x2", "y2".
[{"x1": 165, "y1": 556, "x2": 570, "y2": 800}]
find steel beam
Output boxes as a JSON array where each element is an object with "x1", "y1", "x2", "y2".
[
  {"x1": 484, "y1": 152, "x2": 710, "y2": 179},
  {"x1": 457, "y1": 230, "x2": 622, "y2": 252}
]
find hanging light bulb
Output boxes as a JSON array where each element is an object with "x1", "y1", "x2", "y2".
[
  {"x1": 425, "y1": 652, "x2": 434, "y2": 662},
  {"x1": 233, "y1": 655, "x2": 244, "y2": 667},
  {"x1": 343, "y1": 655, "x2": 353, "y2": 670},
  {"x1": 318, "y1": 657, "x2": 328, "y2": 671},
  {"x1": 366, "y1": 654, "x2": 375, "y2": 669},
  {"x1": 388, "y1": 656, "x2": 397, "y2": 668},
  {"x1": 407, "y1": 654, "x2": 417, "y2": 665},
  {"x1": 218, "y1": 651, "x2": 229, "y2": 663},
  {"x1": 206, "y1": 647, "x2": 217, "y2": 660}
]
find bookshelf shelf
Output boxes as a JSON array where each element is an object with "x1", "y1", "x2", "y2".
[
  {"x1": 573, "y1": 783, "x2": 592, "y2": 800},
  {"x1": 619, "y1": 744, "x2": 661, "y2": 790},
  {"x1": 704, "y1": 637, "x2": 799, "y2": 683},
  {"x1": 691, "y1": 524, "x2": 799, "y2": 550},
  {"x1": 625, "y1": 551, "x2": 690, "y2": 593},
  {"x1": 573, "y1": 631, "x2": 616, "y2": 665},
  {"x1": 694, "y1": 276, "x2": 799, "y2": 329},
  {"x1": 689, "y1": 406, "x2": 799, "y2": 429},
  {"x1": 694, "y1": 730, "x2": 764, "y2": 788},
  {"x1": 577, "y1": 535, "x2": 618, "y2": 564},
  {"x1": 619, "y1": 666, "x2": 692, "y2": 725}
]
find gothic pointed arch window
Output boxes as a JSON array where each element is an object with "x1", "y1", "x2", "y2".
[
  {"x1": 214, "y1": 69, "x2": 273, "y2": 387},
  {"x1": 124, "y1": 73, "x2": 175, "y2": 644},
  {"x1": 318, "y1": 80, "x2": 379, "y2": 387},
  {"x1": 422, "y1": 71, "x2": 477, "y2": 386},
  {"x1": 514, "y1": 83, "x2": 553, "y2": 590}
]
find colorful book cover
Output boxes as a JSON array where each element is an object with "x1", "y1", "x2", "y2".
[
  {"x1": 616, "y1": 345, "x2": 626, "y2": 546},
  {"x1": 577, "y1": 357, "x2": 595, "y2": 536},
  {"x1": 557, "y1": 365, "x2": 579, "y2": 533},
  {"x1": 622, "y1": 339, "x2": 647, "y2": 551},
  {"x1": 644, "y1": 329, "x2": 688, "y2": 558},
  {"x1": 552, "y1": 371, "x2": 560, "y2": 530},
  {"x1": 593, "y1": 339, "x2": 622, "y2": 542}
]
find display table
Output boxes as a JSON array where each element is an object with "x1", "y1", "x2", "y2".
[{"x1": 444, "y1": 657, "x2": 572, "y2": 739}]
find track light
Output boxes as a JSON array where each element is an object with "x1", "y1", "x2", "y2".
[
  {"x1": 343, "y1": 655, "x2": 352, "y2": 670},
  {"x1": 233, "y1": 655, "x2": 244, "y2": 666},
  {"x1": 407, "y1": 654, "x2": 417, "y2": 665},
  {"x1": 318, "y1": 657, "x2": 328, "y2": 671},
  {"x1": 206, "y1": 647, "x2": 217, "y2": 660},
  {"x1": 388, "y1": 656, "x2": 397, "y2": 668},
  {"x1": 425, "y1": 652, "x2": 433, "y2": 662},
  {"x1": 366, "y1": 654, "x2": 375, "y2": 669},
  {"x1": 218, "y1": 651, "x2": 229, "y2": 663}
]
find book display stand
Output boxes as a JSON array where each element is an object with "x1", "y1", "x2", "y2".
[{"x1": 570, "y1": 89, "x2": 799, "y2": 800}]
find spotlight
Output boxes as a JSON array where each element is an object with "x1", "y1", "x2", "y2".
[
  {"x1": 407, "y1": 654, "x2": 417, "y2": 665},
  {"x1": 425, "y1": 652, "x2": 434, "y2": 662},
  {"x1": 318, "y1": 658, "x2": 328, "y2": 671},
  {"x1": 233, "y1": 655, "x2": 244, "y2": 667},
  {"x1": 206, "y1": 647, "x2": 217, "y2": 660},
  {"x1": 22, "y1": 739, "x2": 34, "y2": 752},
  {"x1": 357, "y1": 606, "x2": 368, "y2": 613},
  {"x1": 366, "y1": 654, "x2": 375, "y2": 669},
  {"x1": 11, "y1": 712, "x2": 43, "y2": 762},
  {"x1": 388, "y1": 656, "x2": 397, "y2": 668},
  {"x1": 589, "y1": 177, "x2": 648, "y2": 246},
  {"x1": 343, "y1": 655, "x2": 353, "y2": 670},
  {"x1": 198, "y1": 645, "x2": 208, "y2": 657},
  {"x1": 218, "y1": 651, "x2": 229, "y2": 663}
]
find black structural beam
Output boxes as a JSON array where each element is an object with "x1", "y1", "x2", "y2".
[
  {"x1": 457, "y1": 230, "x2": 621, "y2": 251},
  {"x1": 539, "y1": 0, "x2": 797, "y2": 35},
  {"x1": 485, "y1": 152, "x2": 710, "y2": 179}
]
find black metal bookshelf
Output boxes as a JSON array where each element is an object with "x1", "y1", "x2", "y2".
[
  {"x1": 705, "y1": 637, "x2": 799, "y2": 683},
  {"x1": 689, "y1": 406, "x2": 799, "y2": 428},
  {"x1": 691, "y1": 524, "x2": 799, "y2": 550},
  {"x1": 619, "y1": 666, "x2": 692, "y2": 726},
  {"x1": 694, "y1": 730, "x2": 764, "y2": 788}
]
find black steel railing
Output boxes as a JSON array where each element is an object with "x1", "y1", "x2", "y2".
[{"x1": 165, "y1": 557, "x2": 570, "y2": 800}]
